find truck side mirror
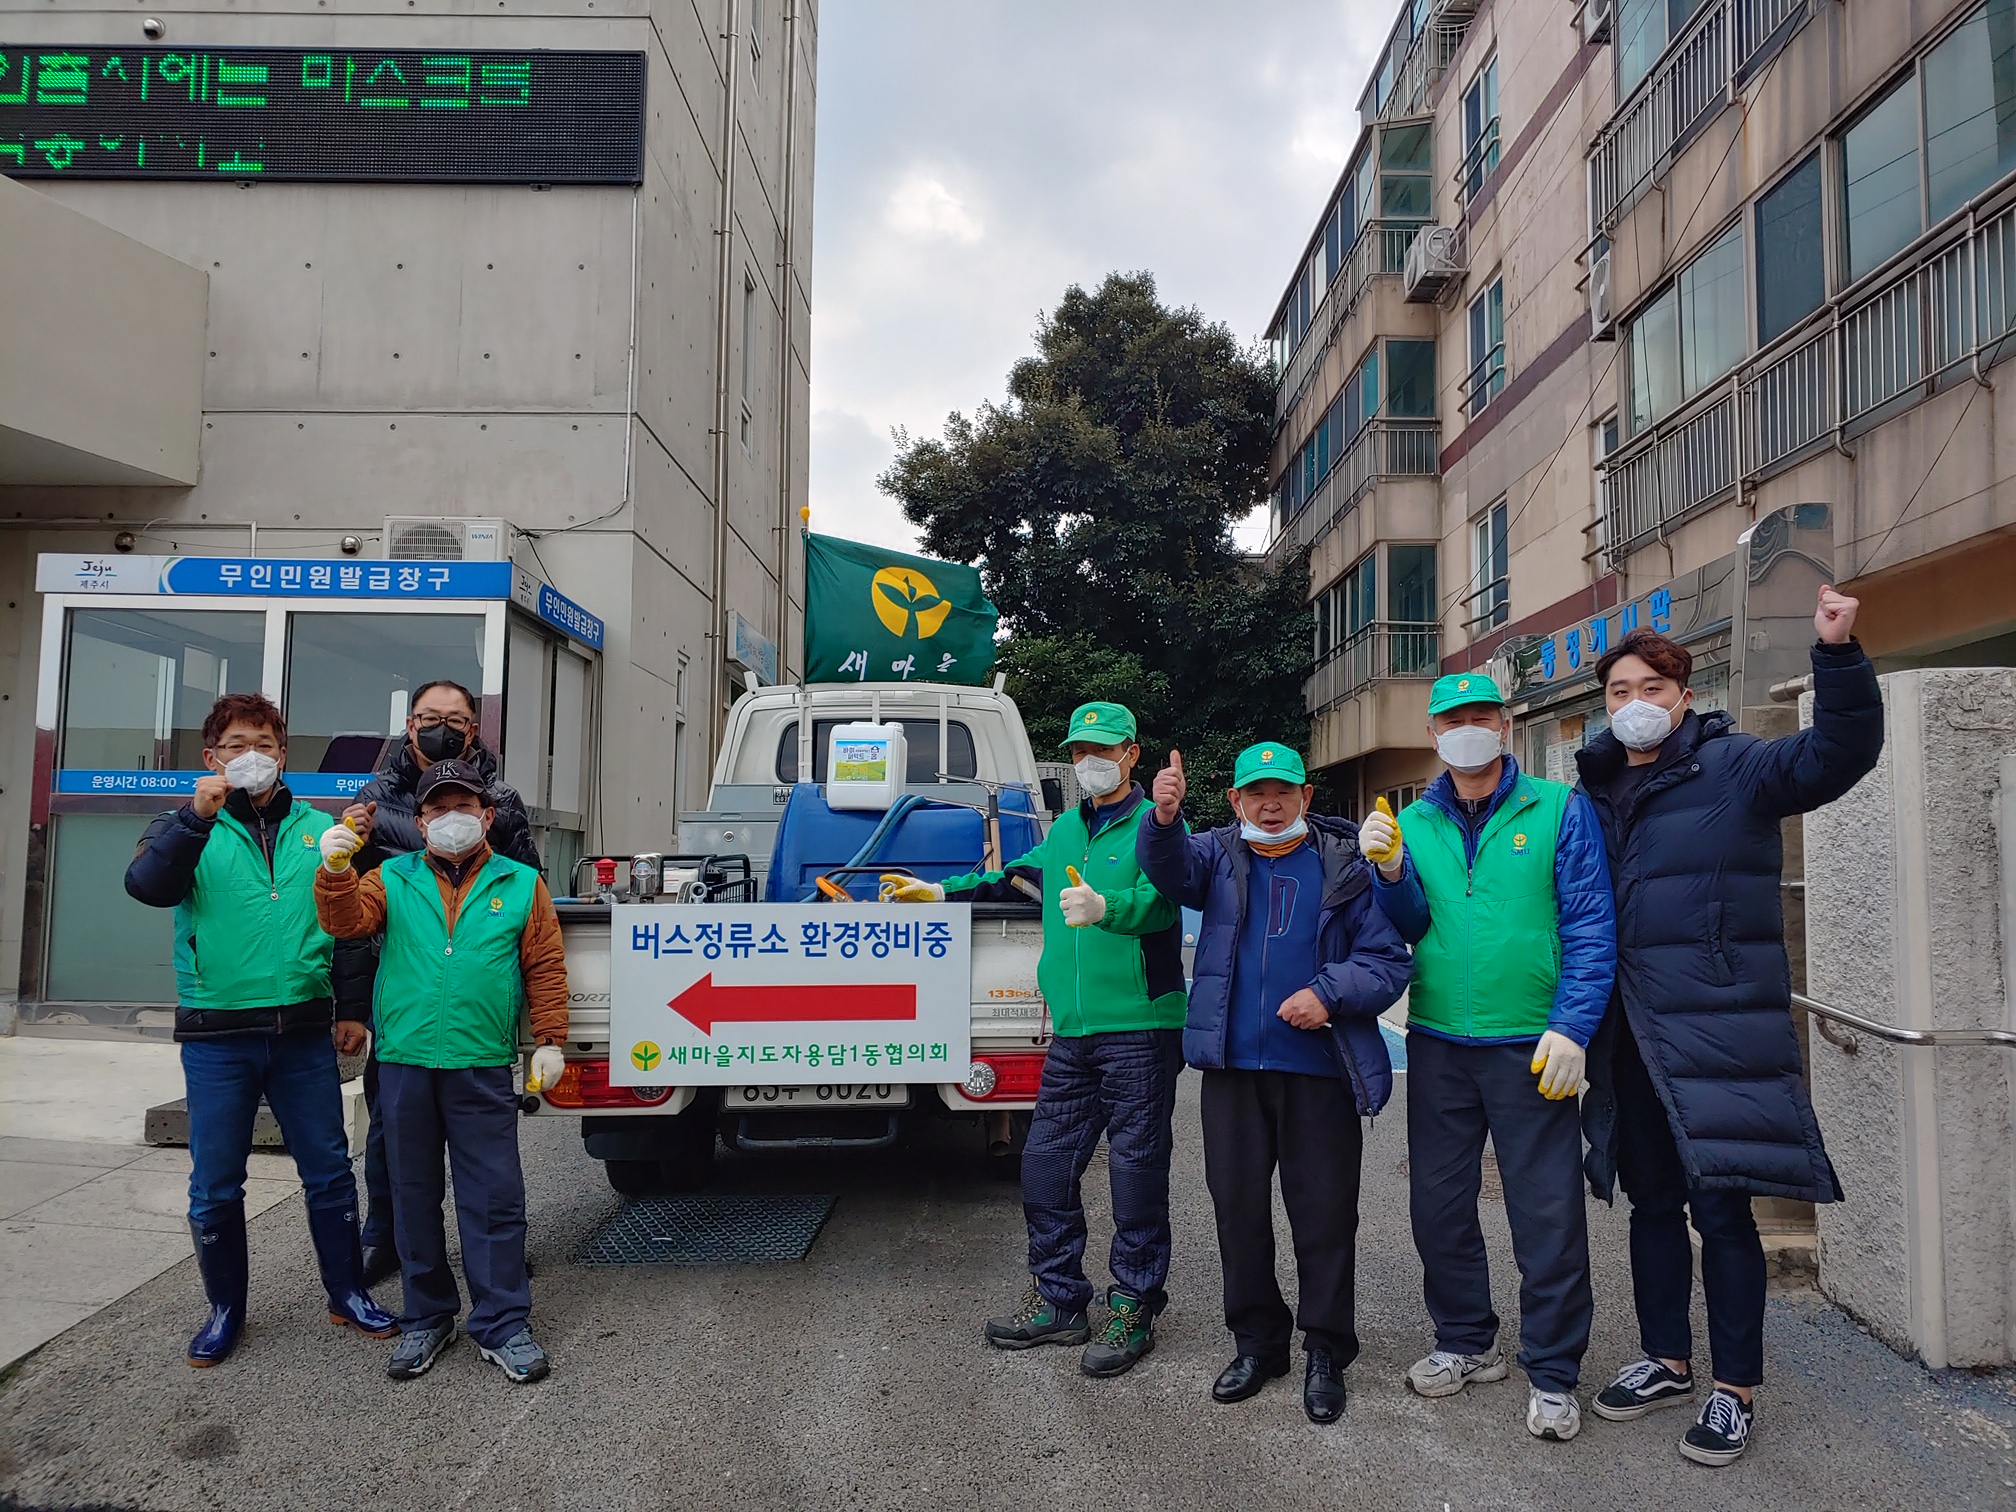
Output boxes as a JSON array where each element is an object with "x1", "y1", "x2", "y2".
[{"x1": 1040, "y1": 777, "x2": 1065, "y2": 817}]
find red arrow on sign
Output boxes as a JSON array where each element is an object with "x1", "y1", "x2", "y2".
[{"x1": 667, "y1": 974, "x2": 919, "y2": 1036}]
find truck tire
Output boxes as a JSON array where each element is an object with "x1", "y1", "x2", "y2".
[
  {"x1": 604, "y1": 1159, "x2": 664, "y2": 1197},
  {"x1": 657, "y1": 1106, "x2": 717, "y2": 1192}
]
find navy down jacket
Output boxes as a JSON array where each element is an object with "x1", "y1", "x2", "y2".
[
  {"x1": 1137, "y1": 811, "x2": 1413, "y2": 1115},
  {"x1": 1577, "y1": 640, "x2": 1883, "y2": 1204}
]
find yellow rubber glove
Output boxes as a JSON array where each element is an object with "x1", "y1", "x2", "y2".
[
  {"x1": 1531, "y1": 1030, "x2": 1588, "y2": 1100},
  {"x1": 879, "y1": 874, "x2": 946, "y2": 903},
  {"x1": 1359, "y1": 796, "x2": 1403, "y2": 868},
  {"x1": 527, "y1": 1045, "x2": 566, "y2": 1095},
  {"x1": 318, "y1": 818, "x2": 364, "y2": 872}
]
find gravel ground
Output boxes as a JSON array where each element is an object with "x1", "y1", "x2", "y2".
[{"x1": 2, "y1": 1074, "x2": 2012, "y2": 1511}]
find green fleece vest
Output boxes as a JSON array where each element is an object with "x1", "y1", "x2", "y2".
[
  {"x1": 373, "y1": 849, "x2": 539, "y2": 1069},
  {"x1": 1401, "y1": 774, "x2": 1570, "y2": 1040},
  {"x1": 174, "y1": 801, "x2": 333, "y2": 1010}
]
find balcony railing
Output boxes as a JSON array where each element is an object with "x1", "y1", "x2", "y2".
[
  {"x1": 1279, "y1": 220, "x2": 1427, "y2": 413},
  {"x1": 1306, "y1": 621, "x2": 1442, "y2": 713},
  {"x1": 1587, "y1": 0, "x2": 1809, "y2": 235},
  {"x1": 1602, "y1": 190, "x2": 2016, "y2": 562},
  {"x1": 1364, "y1": 0, "x2": 1478, "y2": 126},
  {"x1": 1457, "y1": 118, "x2": 1500, "y2": 203},
  {"x1": 1272, "y1": 420, "x2": 1442, "y2": 556},
  {"x1": 1459, "y1": 574, "x2": 1509, "y2": 635}
]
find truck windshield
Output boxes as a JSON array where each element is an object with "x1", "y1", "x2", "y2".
[{"x1": 776, "y1": 719, "x2": 976, "y2": 784}]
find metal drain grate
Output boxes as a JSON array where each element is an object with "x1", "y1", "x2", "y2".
[{"x1": 576, "y1": 1194, "x2": 838, "y2": 1265}]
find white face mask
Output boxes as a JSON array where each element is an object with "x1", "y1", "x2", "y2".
[
  {"x1": 425, "y1": 811, "x2": 485, "y2": 857},
  {"x1": 1237, "y1": 798, "x2": 1307, "y2": 846},
  {"x1": 221, "y1": 751, "x2": 280, "y2": 793},
  {"x1": 1435, "y1": 724, "x2": 1503, "y2": 774},
  {"x1": 1611, "y1": 698, "x2": 1679, "y2": 752},
  {"x1": 1073, "y1": 754, "x2": 1124, "y2": 799}
]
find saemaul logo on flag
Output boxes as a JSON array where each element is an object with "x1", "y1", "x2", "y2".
[
  {"x1": 870, "y1": 565, "x2": 952, "y2": 638},
  {"x1": 605, "y1": 902, "x2": 974, "y2": 1086},
  {"x1": 802, "y1": 531, "x2": 999, "y2": 686}
]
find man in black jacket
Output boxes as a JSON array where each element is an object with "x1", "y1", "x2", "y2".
[
  {"x1": 333, "y1": 678, "x2": 542, "y2": 1284},
  {"x1": 1575, "y1": 587, "x2": 1882, "y2": 1468}
]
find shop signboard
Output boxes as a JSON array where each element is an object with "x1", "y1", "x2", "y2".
[{"x1": 1505, "y1": 555, "x2": 1735, "y2": 701}]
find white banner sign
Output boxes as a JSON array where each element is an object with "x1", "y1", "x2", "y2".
[{"x1": 606, "y1": 902, "x2": 972, "y2": 1086}]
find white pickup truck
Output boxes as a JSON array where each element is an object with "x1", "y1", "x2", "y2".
[{"x1": 520, "y1": 681, "x2": 1065, "y2": 1194}]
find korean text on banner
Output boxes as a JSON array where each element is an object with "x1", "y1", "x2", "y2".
[
  {"x1": 606, "y1": 902, "x2": 973, "y2": 1086},
  {"x1": 802, "y1": 533, "x2": 998, "y2": 687}
]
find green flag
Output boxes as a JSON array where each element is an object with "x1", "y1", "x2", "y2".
[{"x1": 803, "y1": 532, "x2": 999, "y2": 686}]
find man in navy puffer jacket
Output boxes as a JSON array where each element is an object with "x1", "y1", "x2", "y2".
[{"x1": 1139, "y1": 741, "x2": 1412, "y2": 1425}]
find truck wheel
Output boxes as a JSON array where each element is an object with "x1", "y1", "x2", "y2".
[
  {"x1": 604, "y1": 1159, "x2": 664, "y2": 1197},
  {"x1": 656, "y1": 1110, "x2": 717, "y2": 1193}
]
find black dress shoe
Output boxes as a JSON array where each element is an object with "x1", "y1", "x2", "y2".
[
  {"x1": 1212, "y1": 1353, "x2": 1290, "y2": 1403},
  {"x1": 1304, "y1": 1348, "x2": 1347, "y2": 1423},
  {"x1": 360, "y1": 1244, "x2": 399, "y2": 1290}
]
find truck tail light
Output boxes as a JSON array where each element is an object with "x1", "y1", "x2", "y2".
[
  {"x1": 540, "y1": 1059, "x2": 674, "y2": 1110},
  {"x1": 968, "y1": 1051, "x2": 1046, "y2": 1102}
]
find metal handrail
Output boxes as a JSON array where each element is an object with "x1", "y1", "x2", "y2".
[{"x1": 1792, "y1": 992, "x2": 2016, "y2": 1054}]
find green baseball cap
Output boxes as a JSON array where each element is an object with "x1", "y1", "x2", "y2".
[
  {"x1": 1232, "y1": 741, "x2": 1308, "y2": 788},
  {"x1": 1058, "y1": 701, "x2": 1137, "y2": 749},
  {"x1": 1427, "y1": 672, "x2": 1507, "y2": 716}
]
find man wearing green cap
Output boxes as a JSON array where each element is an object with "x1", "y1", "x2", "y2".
[
  {"x1": 1138, "y1": 740, "x2": 1411, "y2": 1422},
  {"x1": 884, "y1": 701, "x2": 1185, "y2": 1377},
  {"x1": 1357, "y1": 672, "x2": 1615, "y2": 1443}
]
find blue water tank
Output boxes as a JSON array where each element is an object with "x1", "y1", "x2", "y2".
[{"x1": 764, "y1": 784, "x2": 1041, "y2": 901}]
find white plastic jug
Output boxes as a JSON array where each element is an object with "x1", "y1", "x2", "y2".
[{"x1": 825, "y1": 721, "x2": 907, "y2": 811}]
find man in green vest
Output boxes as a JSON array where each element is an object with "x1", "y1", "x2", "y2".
[
  {"x1": 1358, "y1": 673, "x2": 1616, "y2": 1443},
  {"x1": 883, "y1": 701, "x2": 1186, "y2": 1378},
  {"x1": 124, "y1": 692, "x2": 396, "y2": 1367},
  {"x1": 316, "y1": 758, "x2": 571, "y2": 1384}
]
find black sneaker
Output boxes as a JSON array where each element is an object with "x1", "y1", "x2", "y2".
[
  {"x1": 1593, "y1": 1357, "x2": 1695, "y2": 1421},
  {"x1": 985, "y1": 1283, "x2": 1091, "y2": 1350},
  {"x1": 1680, "y1": 1387, "x2": 1754, "y2": 1466},
  {"x1": 1080, "y1": 1289, "x2": 1153, "y2": 1378}
]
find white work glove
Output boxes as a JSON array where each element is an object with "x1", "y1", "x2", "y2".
[
  {"x1": 1531, "y1": 1030, "x2": 1587, "y2": 1101},
  {"x1": 879, "y1": 875, "x2": 945, "y2": 903},
  {"x1": 318, "y1": 823, "x2": 365, "y2": 871},
  {"x1": 528, "y1": 1046, "x2": 566, "y2": 1095},
  {"x1": 1060, "y1": 867, "x2": 1107, "y2": 928},
  {"x1": 1358, "y1": 796, "x2": 1404, "y2": 879}
]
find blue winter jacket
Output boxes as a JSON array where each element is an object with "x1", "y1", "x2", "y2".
[
  {"x1": 1578, "y1": 640, "x2": 1884, "y2": 1204},
  {"x1": 1371, "y1": 755, "x2": 1617, "y2": 1047},
  {"x1": 1137, "y1": 811, "x2": 1413, "y2": 1115}
]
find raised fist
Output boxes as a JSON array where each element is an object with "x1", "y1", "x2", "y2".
[{"x1": 1814, "y1": 585, "x2": 1859, "y2": 645}]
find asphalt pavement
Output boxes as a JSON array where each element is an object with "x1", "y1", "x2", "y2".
[{"x1": 2, "y1": 1074, "x2": 2013, "y2": 1512}]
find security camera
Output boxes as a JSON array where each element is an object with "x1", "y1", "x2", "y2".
[
  {"x1": 339, "y1": 534, "x2": 364, "y2": 556},
  {"x1": 114, "y1": 531, "x2": 137, "y2": 553},
  {"x1": 141, "y1": 17, "x2": 166, "y2": 39}
]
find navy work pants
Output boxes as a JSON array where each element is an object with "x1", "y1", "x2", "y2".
[
  {"x1": 1406, "y1": 1033, "x2": 1592, "y2": 1393},
  {"x1": 1021, "y1": 1029, "x2": 1184, "y2": 1315},
  {"x1": 1613, "y1": 1025, "x2": 1766, "y2": 1387},
  {"x1": 360, "y1": 1047, "x2": 394, "y2": 1249},
  {"x1": 182, "y1": 1030, "x2": 357, "y2": 1226},
  {"x1": 378, "y1": 1062, "x2": 530, "y2": 1349}
]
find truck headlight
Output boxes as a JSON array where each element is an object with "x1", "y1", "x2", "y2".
[{"x1": 963, "y1": 1061, "x2": 998, "y2": 1098}]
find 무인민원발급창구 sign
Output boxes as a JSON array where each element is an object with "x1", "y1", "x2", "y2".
[
  {"x1": 0, "y1": 46, "x2": 644, "y2": 183},
  {"x1": 607, "y1": 903, "x2": 973, "y2": 1087}
]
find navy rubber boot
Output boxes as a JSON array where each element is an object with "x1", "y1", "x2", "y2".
[
  {"x1": 306, "y1": 1204, "x2": 397, "y2": 1339},
  {"x1": 187, "y1": 1204, "x2": 248, "y2": 1367}
]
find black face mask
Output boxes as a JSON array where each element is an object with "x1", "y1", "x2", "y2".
[{"x1": 413, "y1": 723, "x2": 469, "y2": 763}]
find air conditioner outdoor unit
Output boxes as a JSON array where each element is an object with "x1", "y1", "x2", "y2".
[
  {"x1": 1404, "y1": 225, "x2": 1467, "y2": 304},
  {"x1": 1583, "y1": 0, "x2": 1615, "y2": 45},
  {"x1": 383, "y1": 516, "x2": 513, "y2": 562},
  {"x1": 1589, "y1": 250, "x2": 1616, "y2": 339}
]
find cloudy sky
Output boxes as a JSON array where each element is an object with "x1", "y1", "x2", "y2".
[{"x1": 807, "y1": 1, "x2": 1389, "y2": 555}]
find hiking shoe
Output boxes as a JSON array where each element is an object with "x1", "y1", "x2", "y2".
[
  {"x1": 1080, "y1": 1289, "x2": 1153, "y2": 1378},
  {"x1": 984, "y1": 1282, "x2": 1091, "y2": 1350},
  {"x1": 1679, "y1": 1387, "x2": 1754, "y2": 1466},
  {"x1": 1406, "y1": 1347, "x2": 1510, "y2": 1398},
  {"x1": 1593, "y1": 1358, "x2": 1696, "y2": 1422},
  {"x1": 1528, "y1": 1388, "x2": 1583, "y2": 1442},
  {"x1": 386, "y1": 1321, "x2": 455, "y2": 1381},
  {"x1": 477, "y1": 1328, "x2": 551, "y2": 1384}
]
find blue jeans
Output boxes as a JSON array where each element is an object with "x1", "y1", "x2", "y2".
[
  {"x1": 1613, "y1": 1024, "x2": 1766, "y2": 1387},
  {"x1": 1021, "y1": 1029, "x2": 1184, "y2": 1315},
  {"x1": 182, "y1": 1031, "x2": 358, "y2": 1226}
]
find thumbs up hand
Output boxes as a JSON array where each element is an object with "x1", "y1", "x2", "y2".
[
  {"x1": 1358, "y1": 796, "x2": 1404, "y2": 878},
  {"x1": 1060, "y1": 865, "x2": 1107, "y2": 928},
  {"x1": 1152, "y1": 749, "x2": 1186, "y2": 824}
]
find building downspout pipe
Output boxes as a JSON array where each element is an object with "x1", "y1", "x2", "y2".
[
  {"x1": 774, "y1": 0, "x2": 802, "y2": 683},
  {"x1": 707, "y1": 0, "x2": 743, "y2": 762}
]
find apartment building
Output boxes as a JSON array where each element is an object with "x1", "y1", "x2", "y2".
[{"x1": 1269, "y1": 0, "x2": 2016, "y2": 814}]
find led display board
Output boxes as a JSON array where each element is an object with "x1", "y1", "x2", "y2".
[{"x1": 0, "y1": 46, "x2": 644, "y2": 183}]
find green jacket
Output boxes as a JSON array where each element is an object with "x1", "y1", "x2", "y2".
[
  {"x1": 173, "y1": 801, "x2": 333, "y2": 1010},
  {"x1": 1400, "y1": 774, "x2": 1571, "y2": 1040},
  {"x1": 943, "y1": 785, "x2": 1186, "y2": 1036},
  {"x1": 373, "y1": 849, "x2": 540, "y2": 1068}
]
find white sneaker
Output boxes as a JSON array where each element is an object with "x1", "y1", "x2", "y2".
[
  {"x1": 1407, "y1": 1347, "x2": 1511, "y2": 1398},
  {"x1": 1528, "y1": 1388, "x2": 1583, "y2": 1442}
]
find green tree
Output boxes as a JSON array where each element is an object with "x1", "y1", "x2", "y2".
[{"x1": 880, "y1": 272, "x2": 1309, "y2": 824}]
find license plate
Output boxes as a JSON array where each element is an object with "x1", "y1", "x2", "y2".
[{"x1": 732, "y1": 1083, "x2": 910, "y2": 1108}]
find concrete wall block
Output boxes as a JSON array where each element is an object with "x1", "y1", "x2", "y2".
[{"x1": 1807, "y1": 668, "x2": 2016, "y2": 1368}]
